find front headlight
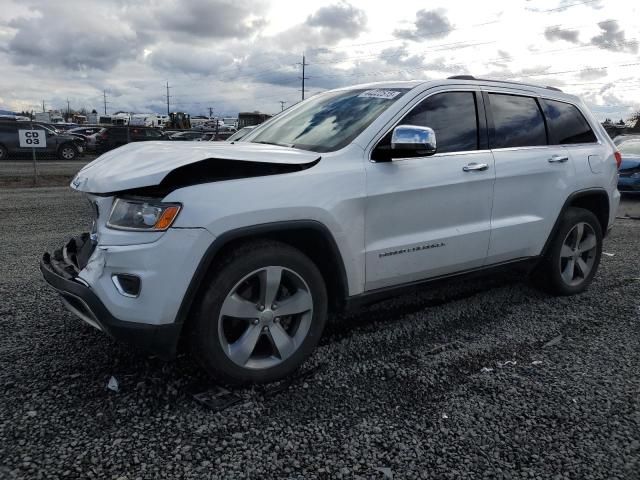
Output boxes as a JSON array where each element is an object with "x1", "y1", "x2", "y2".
[{"x1": 107, "y1": 198, "x2": 181, "y2": 231}]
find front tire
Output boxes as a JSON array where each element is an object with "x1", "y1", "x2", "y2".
[
  {"x1": 534, "y1": 207, "x2": 602, "y2": 295},
  {"x1": 189, "y1": 240, "x2": 328, "y2": 385},
  {"x1": 58, "y1": 144, "x2": 78, "y2": 160}
]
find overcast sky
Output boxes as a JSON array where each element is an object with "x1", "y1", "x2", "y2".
[{"x1": 0, "y1": 0, "x2": 638, "y2": 120}]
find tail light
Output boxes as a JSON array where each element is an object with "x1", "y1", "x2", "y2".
[{"x1": 614, "y1": 151, "x2": 622, "y2": 169}]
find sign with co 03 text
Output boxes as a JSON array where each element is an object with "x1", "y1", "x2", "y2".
[{"x1": 18, "y1": 129, "x2": 47, "y2": 148}]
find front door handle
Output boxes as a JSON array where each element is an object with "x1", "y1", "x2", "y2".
[
  {"x1": 548, "y1": 155, "x2": 569, "y2": 163},
  {"x1": 462, "y1": 162, "x2": 489, "y2": 172}
]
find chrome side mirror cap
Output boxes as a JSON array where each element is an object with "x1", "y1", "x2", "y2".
[{"x1": 390, "y1": 125, "x2": 437, "y2": 158}]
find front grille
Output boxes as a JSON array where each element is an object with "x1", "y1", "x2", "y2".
[{"x1": 52, "y1": 234, "x2": 96, "y2": 274}]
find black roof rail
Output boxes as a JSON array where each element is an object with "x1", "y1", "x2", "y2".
[{"x1": 446, "y1": 75, "x2": 564, "y2": 93}]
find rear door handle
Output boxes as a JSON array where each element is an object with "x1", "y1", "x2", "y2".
[
  {"x1": 462, "y1": 162, "x2": 489, "y2": 172},
  {"x1": 548, "y1": 155, "x2": 569, "y2": 163}
]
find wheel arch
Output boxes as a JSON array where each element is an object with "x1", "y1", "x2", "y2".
[
  {"x1": 175, "y1": 220, "x2": 349, "y2": 333},
  {"x1": 58, "y1": 141, "x2": 78, "y2": 155},
  {"x1": 541, "y1": 188, "x2": 610, "y2": 256}
]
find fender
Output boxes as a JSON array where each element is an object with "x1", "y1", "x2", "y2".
[
  {"x1": 540, "y1": 187, "x2": 610, "y2": 257},
  {"x1": 173, "y1": 219, "x2": 350, "y2": 328}
]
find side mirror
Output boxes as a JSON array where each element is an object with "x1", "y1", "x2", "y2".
[{"x1": 390, "y1": 125, "x2": 437, "y2": 158}]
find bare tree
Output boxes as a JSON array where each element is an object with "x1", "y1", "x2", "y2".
[{"x1": 630, "y1": 111, "x2": 640, "y2": 131}]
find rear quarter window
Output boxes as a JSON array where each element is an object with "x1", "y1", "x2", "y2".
[
  {"x1": 489, "y1": 93, "x2": 547, "y2": 149},
  {"x1": 540, "y1": 99, "x2": 597, "y2": 144}
]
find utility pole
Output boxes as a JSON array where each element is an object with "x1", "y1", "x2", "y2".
[
  {"x1": 297, "y1": 54, "x2": 309, "y2": 101},
  {"x1": 42, "y1": 100, "x2": 45, "y2": 113},
  {"x1": 208, "y1": 107, "x2": 214, "y2": 119},
  {"x1": 66, "y1": 98, "x2": 71, "y2": 121},
  {"x1": 103, "y1": 90, "x2": 108, "y2": 115},
  {"x1": 166, "y1": 81, "x2": 171, "y2": 115},
  {"x1": 279, "y1": 101, "x2": 287, "y2": 112}
]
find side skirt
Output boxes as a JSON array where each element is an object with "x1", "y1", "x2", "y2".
[{"x1": 344, "y1": 257, "x2": 540, "y2": 311}]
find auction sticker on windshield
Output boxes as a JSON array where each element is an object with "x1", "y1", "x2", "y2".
[{"x1": 357, "y1": 89, "x2": 402, "y2": 99}]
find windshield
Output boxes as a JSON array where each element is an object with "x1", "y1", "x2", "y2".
[
  {"x1": 249, "y1": 87, "x2": 409, "y2": 152},
  {"x1": 35, "y1": 124, "x2": 58, "y2": 134},
  {"x1": 619, "y1": 141, "x2": 640, "y2": 155},
  {"x1": 227, "y1": 126, "x2": 253, "y2": 142}
]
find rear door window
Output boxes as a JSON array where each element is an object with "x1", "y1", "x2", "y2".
[
  {"x1": 488, "y1": 93, "x2": 547, "y2": 149},
  {"x1": 539, "y1": 99, "x2": 597, "y2": 144}
]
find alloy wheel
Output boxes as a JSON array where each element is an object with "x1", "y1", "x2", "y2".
[
  {"x1": 559, "y1": 222, "x2": 597, "y2": 287},
  {"x1": 218, "y1": 266, "x2": 314, "y2": 370}
]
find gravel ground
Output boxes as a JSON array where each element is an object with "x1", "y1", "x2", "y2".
[
  {"x1": 0, "y1": 160, "x2": 91, "y2": 188},
  {"x1": 0, "y1": 160, "x2": 90, "y2": 178},
  {"x1": 619, "y1": 195, "x2": 640, "y2": 218},
  {"x1": 0, "y1": 187, "x2": 639, "y2": 480}
]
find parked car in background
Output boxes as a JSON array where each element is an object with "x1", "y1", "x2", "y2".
[
  {"x1": 67, "y1": 126, "x2": 103, "y2": 137},
  {"x1": 95, "y1": 126, "x2": 167, "y2": 152},
  {"x1": 0, "y1": 119, "x2": 85, "y2": 160},
  {"x1": 617, "y1": 138, "x2": 640, "y2": 193},
  {"x1": 84, "y1": 128, "x2": 105, "y2": 152},
  {"x1": 53, "y1": 123, "x2": 80, "y2": 131},
  {"x1": 42, "y1": 78, "x2": 619, "y2": 384},
  {"x1": 196, "y1": 132, "x2": 216, "y2": 141},
  {"x1": 613, "y1": 134, "x2": 640, "y2": 146},
  {"x1": 168, "y1": 131, "x2": 204, "y2": 141},
  {"x1": 226, "y1": 125, "x2": 256, "y2": 142},
  {"x1": 65, "y1": 126, "x2": 103, "y2": 144}
]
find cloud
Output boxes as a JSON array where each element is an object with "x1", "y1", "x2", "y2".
[
  {"x1": 273, "y1": 2, "x2": 367, "y2": 49},
  {"x1": 590, "y1": 20, "x2": 638, "y2": 53},
  {"x1": 306, "y1": 2, "x2": 367, "y2": 38},
  {"x1": 132, "y1": 0, "x2": 268, "y2": 42},
  {"x1": 394, "y1": 9, "x2": 453, "y2": 41},
  {"x1": 578, "y1": 68, "x2": 607, "y2": 80},
  {"x1": 7, "y1": 2, "x2": 139, "y2": 71},
  {"x1": 544, "y1": 26, "x2": 580, "y2": 43},
  {"x1": 146, "y1": 45, "x2": 235, "y2": 76}
]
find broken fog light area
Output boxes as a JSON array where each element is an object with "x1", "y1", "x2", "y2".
[{"x1": 112, "y1": 274, "x2": 141, "y2": 297}]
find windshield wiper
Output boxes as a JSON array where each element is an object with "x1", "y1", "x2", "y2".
[{"x1": 253, "y1": 140, "x2": 294, "y2": 148}]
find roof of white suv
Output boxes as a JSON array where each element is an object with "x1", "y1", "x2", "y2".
[{"x1": 338, "y1": 77, "x2": 580, "y2": 103}]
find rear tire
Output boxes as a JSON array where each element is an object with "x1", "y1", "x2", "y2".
[
  {"x1": 189, "y1": 240, "x2": 328, "y2": 385},
  {"x1": 58, "y1": 144, "x2": 78, "y2": 160},
  {"x1": 533, "y1": 207, "x2": 602, "y2": 295},
  {"x1": 0, "y1": 144, "x2": 7, "y2": 160}
]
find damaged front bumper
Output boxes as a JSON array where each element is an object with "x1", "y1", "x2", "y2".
[{"x1": 40, "y1": 234, "x2": 181, "y2": 359}]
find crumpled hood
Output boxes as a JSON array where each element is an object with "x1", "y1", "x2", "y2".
[{"x1": 71, "y1": 141, "x2": 321, "y2": 193}]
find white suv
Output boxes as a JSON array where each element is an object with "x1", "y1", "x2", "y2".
[{"x1": 41, "y1": 77, "x2": 621, "y2": 384}]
